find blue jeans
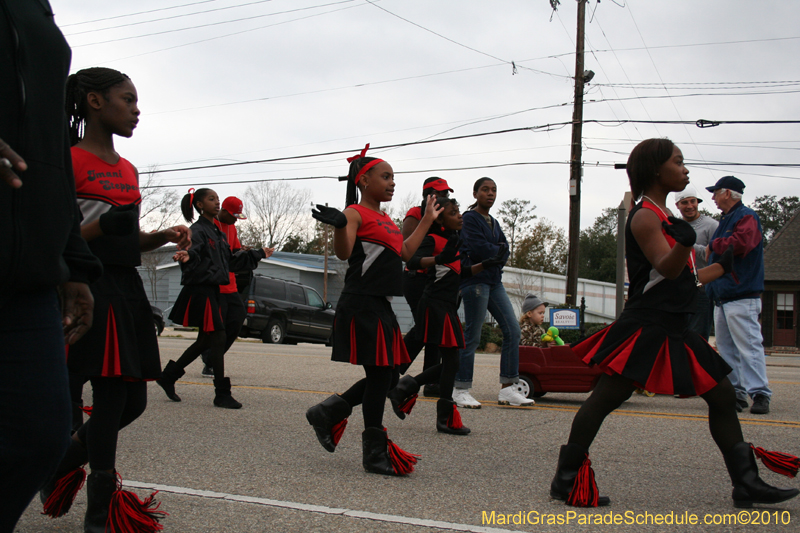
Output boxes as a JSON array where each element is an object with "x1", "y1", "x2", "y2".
[
  {"x1": 455, "y1": 282, "x2": 521, "y2": 388},
  {"x1": 0, "y1": 290, "x2": 71, "y2": 533},
  {"x1": 714, "y1": 298, "x2": 772, "y2": 401}
]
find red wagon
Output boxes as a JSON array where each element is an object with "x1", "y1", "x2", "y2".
[{"x1": 516, "y1": 344, "x2": 604, "y2": 399}]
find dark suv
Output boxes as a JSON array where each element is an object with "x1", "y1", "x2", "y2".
[{"x1": 239, "y1": 274, "x2": 335, "y2": 345}]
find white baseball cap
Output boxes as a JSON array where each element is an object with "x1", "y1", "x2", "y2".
[{"x1": 674, "y1": 185, "x2": 703, "y2": 204}]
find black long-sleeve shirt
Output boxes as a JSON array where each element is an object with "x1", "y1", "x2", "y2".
[
  {"x1": 179, "y1": 217, "x2": 265, "y2": 286},
  {"x1": 0, "y1": 0, "x2": 102, "y2": 294}
]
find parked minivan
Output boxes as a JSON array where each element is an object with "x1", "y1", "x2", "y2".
[{"x1": 239, "y1": 274, "x2": 335, "y2": 345}]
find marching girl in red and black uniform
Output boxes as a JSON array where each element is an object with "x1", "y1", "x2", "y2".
[
  {"x1": 388, "y1": 198, "x2": 505, "y2": 435},
  {"x1": 550, "y1": 138, "x2": 799, "y2": 508},
  {"x1": 41, "y1": 67, "x2": 191, "y2": 531},
  {"x1": 401, "y1": 177, "x2": 453, "y2": 397},
  {"x1": 157, "y1": 188, "x2": 273, "y2": 409},
  {"x1": 305, "y1": 144, "x2": 442, "y2": 476}
]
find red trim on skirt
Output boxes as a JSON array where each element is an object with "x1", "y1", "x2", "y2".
[{"x1": 102, "y1": 305, "x2": 122, "y2": 377}]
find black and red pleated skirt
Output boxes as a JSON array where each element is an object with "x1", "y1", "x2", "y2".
[
  {"x1": 168, "y1": 284, "x2": 225, "y2": 332},
  {"x1": 572, "y1": 309, "x2": 731, "y2": 397},
  {"x1": 67, "y1": 266, "x2": 162, "y2": 380},
  {"x1": 418, "y1": 295, "x2": 464, "y2": 349},
  {"x1": 331, "y1": 293, "x2": 410, "y2": 367}
]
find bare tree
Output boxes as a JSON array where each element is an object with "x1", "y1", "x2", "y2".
[
  {"x1": 497, "y1": 198, "x2": 536, "y2": 263},
  {"x1": 242, "y1": 181, "x2": 312, "y2": 249},
  {"x1": 139, "y1": 247, "x2": 174, "y2": 308},
  {"x1": 138, "y1": 164, "x2": 182, "y2": 232},
  {"x1": 384, "y1": 191, "x2": 418, "y2": 228}
]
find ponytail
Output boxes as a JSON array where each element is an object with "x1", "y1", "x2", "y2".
[{"x1": 180, "y1": 187, "x2": 212, "y2": 222}]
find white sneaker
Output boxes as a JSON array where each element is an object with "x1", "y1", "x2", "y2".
[
  {"x1": 498, "y1": 386, "x2": 535, "y2": 406},
  {"x1": 452, "y1": 388, "x2": 482, "y2": 409}
]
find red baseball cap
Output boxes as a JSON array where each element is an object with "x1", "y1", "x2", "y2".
[
  {"x1": 221, "y1": 196, "x2": 247, "y2": 219},
  {"x1": 425, "y1": 178, "x2": 453, "y2": 193}
]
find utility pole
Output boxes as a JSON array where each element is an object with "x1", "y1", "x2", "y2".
[{"x1": 565, "y1": 0, "x2": 588, "y2": 306}]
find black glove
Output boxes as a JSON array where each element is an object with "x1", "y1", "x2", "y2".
[
  {"x1": 99, "y1": 203, "x2": 138, "y2": 236},
  {"x1": 435, "y1": 234, "x2": 461, "y2": 265},
  {"x1": 714, "y1": 245, "x2": 735, "y2": 275},
  {"x1": 481, "y1": 243, "x2": 508, "y2": 269},
  {"x1": 662, "y1": 216, "x2": 696, "y2": 247},
  {"x1": 311, "y1": 204, "x2": 347, "y2": 228}
]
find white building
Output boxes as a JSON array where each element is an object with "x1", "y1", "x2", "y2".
[{"x1": 138, "y1": 248, "x2": 616, "y2": 333}]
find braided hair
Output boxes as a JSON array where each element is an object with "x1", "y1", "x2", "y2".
[
  {"x1": 180, "y1": 188, "x2": 213, "y2": 222},
  {"x1": 65, "y1": 67, "x2": 131, "y2": 146}
]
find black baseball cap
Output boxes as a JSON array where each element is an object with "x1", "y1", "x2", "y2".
[{"x1": 706, "y1": 176, "x2": 745, "y2": 194}]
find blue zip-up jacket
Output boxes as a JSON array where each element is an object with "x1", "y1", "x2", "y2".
[
  {"x1": 705, "y1": 201, "x2": 764, "y2": 304},
  {"x1": 459, "y1": 209, "x2": 509, "y2": 288}
]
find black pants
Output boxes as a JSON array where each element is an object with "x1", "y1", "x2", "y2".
[
  {"x1": 0, "y1": 290, "x2": 72, "y2": 533},
  {"x1": 339, "y1": 367, "x2": 399, "y2": 428},
  {"x1": 403, "y1": 272, "x2": 440, "y2": 371},
  {"x1": 567, "y1": 373, "x2": 743, "y2": 454},
  {"x1": 75, "y1": 378, "x2": 147, "y2": 471}
]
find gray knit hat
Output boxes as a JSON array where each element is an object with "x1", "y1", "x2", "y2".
[{"x1": 522, "y1": 294, "x2": 547, "y2": 315}]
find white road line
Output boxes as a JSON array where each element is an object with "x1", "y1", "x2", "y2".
[{"x1": 126, "y1": 480, "x2": 527, "y2": 533}]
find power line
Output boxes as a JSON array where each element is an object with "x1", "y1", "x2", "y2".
[
  {"x1": 74, "y1": 1, "x2": 363, "y2": 66},
  {"x1": 364, "y1": 0, "x2": 570, "y2": 79},
  {"x1": 59, "y1": 0, "x2": 217, "y2": 27},
  {"x1": 72, "y1": 0, "x2": 358, "y2": 47},
  {"x1": 141, "y1": 161, "x2": 582, "y2": 189},
  {"x1": 145, "y1": 119, "x2": 800, "y2": 175},
  {"x1": 65, "y1": 0, "x2": 276, "y2": 36},
  {"x1": 142, "y1": 157, "x2": 800, "y2": 190}
]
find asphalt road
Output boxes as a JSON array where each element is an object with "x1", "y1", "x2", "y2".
[{"x1": 17, "y1": 334, "x2": 800, "y2": 532}]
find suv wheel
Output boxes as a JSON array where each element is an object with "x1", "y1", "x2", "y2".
[{"x1": 266, "y1": 319, "x2": 286, "y2": 344}]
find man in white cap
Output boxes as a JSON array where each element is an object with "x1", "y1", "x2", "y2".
[{"x1": 673, "y1": 185, "x2": 718, "y2": 340}]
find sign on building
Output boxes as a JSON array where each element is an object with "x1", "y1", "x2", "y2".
[{"x1": 549, "y1": 308, "x2": 580, "y2": 329}]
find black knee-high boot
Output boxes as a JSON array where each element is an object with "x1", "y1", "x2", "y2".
[
  {"x1": 550, "y1": 443, "x2": 610, "y2": 507},
  {"x1": 84, "y1": 470, "x2": 166, "y2": 533},
  {"x1": 723, "y1": 442, "x2": 800, "y2": 508},
  {"x1": 84, "y1": 471, "x2": 116, "y2": 533},
  {"x1": 436, "y1": 398, "x2": 470, "y2": 435},
  {"x1": 40, "y1": 438, "x2": 89, "y2": 517},
  {"x1": 306, "y1": 394, "x2": 352, "y2": 452},
  {"x1": 361, "y1": 427, "x2": 419, "y2": 476},
  {"x1": 387, "y1": 376, "x2": 420, "y2": 420},
  {"x1": 213, "y1": 377, "x2": 242, "y2": 409},
  {"x1": 156, "y1": 360, "x2": 184, "y2": 402}
]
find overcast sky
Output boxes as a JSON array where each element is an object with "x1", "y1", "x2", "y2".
[{"x1": 56, "y1": 0, "x2": 800, "y2": 232}]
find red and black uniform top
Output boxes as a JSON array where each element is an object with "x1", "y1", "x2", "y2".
[
  {"x1": 404, "y1": 206, "x2": 422, "y2": 222},
  {"x1": 407, "y1": 229, "x2": 473, "y2": 308},
  {"x1": 342, "y1": 204, "x2": 403, "y2": 297},
  {"x1": 72, "y1": 146, "x2": 141, "y2": 267},
  {"x1": 624, "y1": 200, "x2": 697, "y2": 314},
  {"x1": 403, "y1": 205, "x2": 425, "y2": 274}
]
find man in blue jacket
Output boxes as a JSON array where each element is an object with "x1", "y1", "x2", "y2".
[{"x1": 705, "y1": 176, "x2": 772, "y2": 415}]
